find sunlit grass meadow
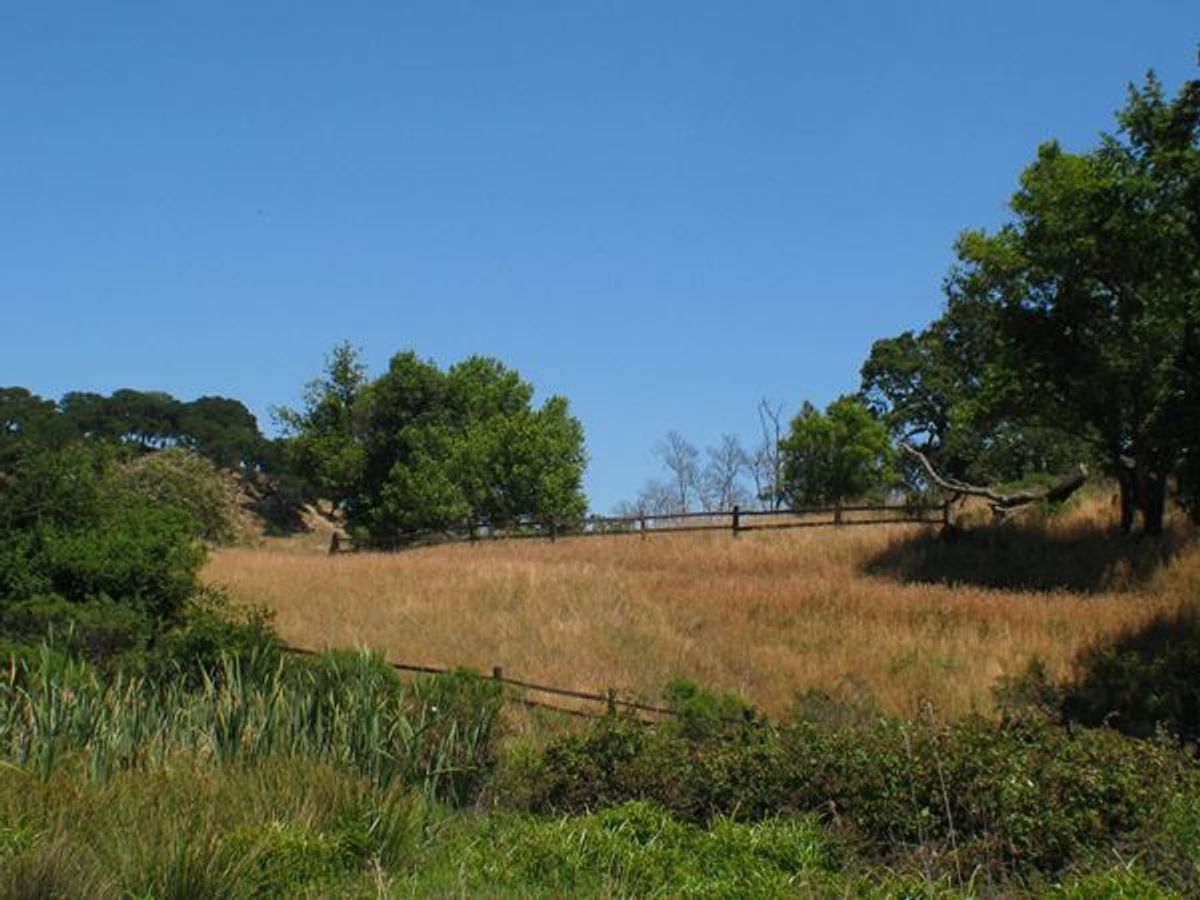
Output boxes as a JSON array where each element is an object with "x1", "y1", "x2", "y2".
[{"x1": 206, "y1": 492, "x2": 1199, "y2": 717}]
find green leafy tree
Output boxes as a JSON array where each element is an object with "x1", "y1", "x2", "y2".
[
  {"x1": 104, "y1": 389, "x2": 182, "y2": 449},
  {"x1": 860, "y1": 301, "x2": 995, "y2": 480},
  {"x1": 360, "y1": 353, "x2": 588, "y2": 535},
  {"x1": 779, "y1": 395, "x2": 895, "y2": 507},
  {"x1": 947, "y1": 67, "x2": 1199, "y2": 533},
  {"x1": 282, "y1": 345, "x2": 589, "y2": 536},
  {"x1": 178, "y1": 396, "x2": 271, "y2": 470},
  {"x1": 274, "y1": 341, "x2": 369, "y2": 511},
  {"x1": 860, "y1": 300, "x2": 1094, "y2": 487},
  {"x1": 59, "y1": 391, "x2": 118, "y2": 441},
  {"x1": 0, "y1": 387, "x2": 76, "y2": 469}
]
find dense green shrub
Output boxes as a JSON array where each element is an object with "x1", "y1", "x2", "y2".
[
  {"x1": 135, "y1": 591, "x2": 282, "y2": 687},
  {"x1": 30, "y1": 510, "x2": 203, "y2": 619},
  {"x1": 662, "y1": 677, "x2": 755, "y2": 742},
  {"x1": 509, "y1": 703, "x2": 1200, "y2": 881},
  {"x1": 0, "y1": 595, "x2": 152, "y2": 667},
  {"x1": 1, "y1": 444, "x2": 216, "y2": 673},
  {"x1": 786, "y1": 714, "x2": 1196, "y2": 875},
  {"x1": 0, "y1": 445, "x2": 206, "y2": 620},
  {"x1": 113, "y1": 448, "x2": 241, "y2": 545}
]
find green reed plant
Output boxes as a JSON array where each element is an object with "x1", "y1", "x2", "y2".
[{"x1": 0, "y1": 645, "x2": 503, "y2": 805}]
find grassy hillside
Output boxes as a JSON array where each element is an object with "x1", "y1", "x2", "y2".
[
  {"x1": 5, "y1": 491, "x2": 1198, "y2": 897},
  {"x1": 206, "y1": 491, "x2": 1199, "y2": 718}
]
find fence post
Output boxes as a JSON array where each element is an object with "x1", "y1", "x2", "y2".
[
  {"x1": 329, "y1": 533, "x2": 340, "y2": 555},
  {"x1": 549, "y1": 521, "x2": 557, "y2": 543},
  {"x1": 741, "y1": 705, "x2": 755, "y2": 741},
  {"x1": 732, "y1": 505, "x2": 740, "y2": 537},
  {"x1": 639, "y1": 515, "x2": 646, "y2": 541},
  {"x1": 834, "y1": 498, "x2": 843, "y2": 525},
  {"x1": 606, "y1": 687, "x2": 617, "y2": 715},
  {"x1": 492, "y1": 665, "x2": 503, "y2": 682}
]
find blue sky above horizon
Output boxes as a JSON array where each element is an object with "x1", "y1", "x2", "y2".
[{"x1": 3, "y1": 3, "x2": 1196, "y2": 511}]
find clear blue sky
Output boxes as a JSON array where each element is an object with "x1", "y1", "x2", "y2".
[{"x1": 2, "y1": 3, "x2": 1196, "y2": 511}]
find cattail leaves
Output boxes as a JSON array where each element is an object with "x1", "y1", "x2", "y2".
[{"x1": 0, "y1": 647, "x2": 503, "y2": 806}]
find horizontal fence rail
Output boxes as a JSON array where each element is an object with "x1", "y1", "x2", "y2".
[
  {"x1": 329, "y1": 501, "x2": 949, "y2": 554},
  {"x1": 282, "y1": 645, "x2": 744, "y2": 725}
]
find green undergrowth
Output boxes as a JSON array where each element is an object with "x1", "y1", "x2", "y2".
[
  {"x1": 1, "y1": 653, "x2": 1199, "y2": 896},
  {"x1": 0, "y1": 646, "x2": 502, "y2": 804},
  {"x1": 0, "y1": 760, "x2": 1186, "y2": 899}
]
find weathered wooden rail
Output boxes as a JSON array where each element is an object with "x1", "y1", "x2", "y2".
[
  {"x1": 283, "y1": 645, "x2": 738, "y2": 725},
  {"x1": 329, "y1": 501, "x2": 949, "y2": 554}
]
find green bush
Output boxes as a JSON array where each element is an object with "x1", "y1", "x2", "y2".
[
  {"x1": 113, "y1": 448, "x2": 241, "y2": 545},
  {"x1": 136, "y1": 590, "x2": 282, "y2": 687},
  {"x1": 0, "y1": 445, "x2": 206, "y2": 621},
  {"x1": 785, "y1": 714, "x2": 1195, "y2": 875},
  {"x1": 32, "y1": 508, "x2": 203, "y2": 619},
  {"x1": 507, "y1": 702, "x2": 1200, "y2": 880},
  {"x1": 0, "y1": 595, "x2": 152, "y2": 667},
  {"x1": 663, "y1": 677, "x2": 754, "y2": 742},
  {"x1": 1, "y1": 443, "x2": 218, "y2": 677},
  {"x1": 0, "y1": 443, "x2": 112, "y2": 533},
  {"x1": 1049, "y1": 867, "x2": 1180, "y2": 899}
]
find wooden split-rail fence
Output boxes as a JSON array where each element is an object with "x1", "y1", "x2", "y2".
[
  {"x1": 329, "y1": 501, "x2": 950, "y2": 554},
  {"x1": 283, "y1": 645, "x2": 747, "y2": 726}
]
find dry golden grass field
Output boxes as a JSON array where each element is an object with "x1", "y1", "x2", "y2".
[{"x1": 206, "y1": 493, "x2": 1199, "y2": 718}]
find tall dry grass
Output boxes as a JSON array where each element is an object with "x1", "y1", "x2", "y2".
[{"x1": 205, "y1": 493, "x2": 1199, "y2": 717}]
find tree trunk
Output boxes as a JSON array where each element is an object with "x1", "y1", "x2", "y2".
[
  {"x1": 1141, "y1": 468, "x2": 1167, "y2": 536},
  {"x1": 1117, "y1": 453, "x2": 1168, "y2": 536},
  {"x1": 1117, "y1": 466, "x2": 1137, "y2": 534}
]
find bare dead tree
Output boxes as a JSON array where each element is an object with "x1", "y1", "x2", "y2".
[
  {"x1": 639, "y1": 478, "x2": 678, "y2": 516},
  {"x1": 900, "y1": 442, "x2": 1088, "y2": 520},
  {"x1": 656, "y1": 431, "x2": 700, "y2": 513},
  {"x1": 750, "y1": 399, "x2": 785, "y2": 510},
  {"x1": 701, "y1": 433, "x2": 750, "y2": 511},
  {"x1": 614, "y1": 477, "x2": 677, "y2": 517}
]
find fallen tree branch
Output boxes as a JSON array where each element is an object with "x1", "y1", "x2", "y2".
[{"x1": 900, "y1": 443, "x2": 1088, "y2": 518}]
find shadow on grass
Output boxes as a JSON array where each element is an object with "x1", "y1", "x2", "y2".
[
  {"x1": 998, "y1": 604, "x2": 1200, "y2": 741},
  {"x1": 1063, "y1": 604, "x2": 1200, "y2": 739},
  {"x1": 862, "y1": 519, "x2": 1191, "y2": 594}
]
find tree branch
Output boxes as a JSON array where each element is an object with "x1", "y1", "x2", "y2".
[{"x1": 900, "y1": 442, "x2": 1088, "y2": 517}]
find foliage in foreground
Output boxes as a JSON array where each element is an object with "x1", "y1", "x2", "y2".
[
  {"x1": 0, "y1": 648, "x2": 503, "y2": 805},
  {"x1": 2, "y1": 760, "x2": 1188, "y2": 899},
  {"x1": 0, "y1": 646, "x2": 1198, "y2": 896},
  {"x1": 501, "y1": 693, "x2": 1200, "y2": 889}
]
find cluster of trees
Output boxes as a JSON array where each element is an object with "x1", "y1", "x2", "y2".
[
  {"x1": 1, "y1": 348, "x2": 590, "y2": 543},
  {"x1": 0, "y1": 387, "x2": 277, "y2": 472},
  {"x1": 865, "y1": 67, "x2": 1199, "y2": 534},
  {"x1": 621, "y1": 395, "x2": 895, "y2": 516},
  {"x1": 277, "y1": 344, "x2": 588, "y2": 536},
  {"x1": 616, "y1": 400, "x2": 788, "y2": 516},
  {"x1": 625, "y1": 64, "x2": 1199, "y2": 534}
]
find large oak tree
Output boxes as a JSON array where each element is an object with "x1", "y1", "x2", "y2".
[{"x1": 867, "y1": 65, "x2": 1198, "y2": 534}]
